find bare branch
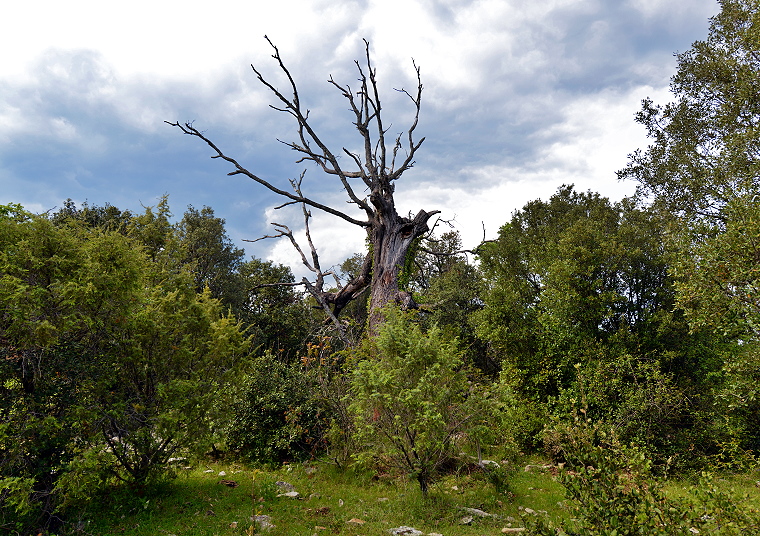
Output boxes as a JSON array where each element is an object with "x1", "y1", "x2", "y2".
[
  {"x1": 250, "y1": 39, "x2": 375, "y2": 216},
  {"x1": 170, "y1": 38, "x2": 440, "y2": 333},
  {"x1": 301, "y1": 277, "x2": 349, "y2": 344},
  {"x1": 389, "y1": 60, "x2": 425, "y2": 180},
  {"x1": 165, "y1": 121, "x2": 369, "y2": 228}
]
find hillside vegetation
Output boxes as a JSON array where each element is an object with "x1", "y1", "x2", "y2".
[{"x1": 4, "y1": 1, "x2": 760, "y2": 534}]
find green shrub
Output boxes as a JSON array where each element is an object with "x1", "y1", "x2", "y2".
[
  {"x1": 551, "y1": 353, "x2": 722, "y2": 471},
  {"x1": 227, "y1": 354, "x2": 329, "y2": 464},
  {"x1": 349, "y1": 307, "x2": 494, "y2": 495},
  {"x1": 717, "y1": 344, "x2": 760, "y2": 457},
  {"x1": 529, "y1": 414, "x2": 760, "y2": 535},
  {"x1": 493, "y1": 368, "x2": 550, "y2": 453}
]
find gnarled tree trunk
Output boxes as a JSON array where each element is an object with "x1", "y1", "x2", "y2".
[{"x1": 367, "y1": 208, "x2": 437, "y2": 330}]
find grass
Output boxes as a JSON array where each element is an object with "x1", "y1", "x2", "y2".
[
  {"x1": 68, "y1": 458, "x2": 566, "y2": 536},
  {"x1": 62, "y1": 458, "x2": 760, "y2": 536}
]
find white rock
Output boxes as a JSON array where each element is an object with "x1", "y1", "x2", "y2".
[
  {"x1": 462, "y1": 507, "x2": 496, "y2": 518},
  {"x1": 251, "y1": 514, "x2": 275, "y2": 531},
  {"x1": 388, "y1": 527, "x2": 423, "y2": 535}
]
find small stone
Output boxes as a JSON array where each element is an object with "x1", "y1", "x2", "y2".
[
  {"x1": 252, "y1": 514, "x2": 275, "y2": 531},
  {"x1": 218, "y1": 470, "x2": 226, "y2": 476},
  {"x1": 522, "y1": 507, "x2": 536, "y2": 515},
  {"x1": 275, "y1": 481, "x2": 295, "y2": 491},
  {"x1": 377, "y1": 497, "x2": 390, "y2": 502},
  {"x1": 462, "y1": 507, "x2": 495, "y2": 518},
  {"x1": 428, "y1": 533, "x2": 444, "y2": 536},
  {"x1": 388, "y1": 527, "x2": 422, "y2": 536},
  {"x1": 502, "y1": 528, "x2": 526, "y2": 534},
  {"x1": 459, "y1": 516, "x2": 474, "y2": 525},
  {"x1": 203, "y1": 469, "x2": 214, "y2": 473},
  {"x1": 278, "y1": 491, "x2": 300, "y2": 499},
  {"x1": 523, "y1": 464, "x2": 553, "y2": 472},
  {"x1": 338, "y1": 499, "x2": 344, "y2": 507},
  {"x1": 229, "y1": 522, "x2": 238, "y2": 529},
  {"x1": 347, "y1": 518, "x2": 365, "y2": 525}
]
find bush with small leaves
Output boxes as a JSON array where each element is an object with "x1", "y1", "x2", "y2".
[
  {"x1": 349, "y1": 307, "x2": 494, "y2": 495},
  {"x1": 227, "y1": 354, "x2": 329, "y2": 464},
  {"x1": 528, "y1": 413, "x2": 760, "y2": 535}
]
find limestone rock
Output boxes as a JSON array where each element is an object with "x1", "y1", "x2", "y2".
[{"x1": 388, "y1": 526, "x2": 423, "y2": 535}]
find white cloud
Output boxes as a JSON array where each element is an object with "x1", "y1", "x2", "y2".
[
  {"x1": 626, "y1": 0, "x2": 717, "y2": 20},
  {"x1": 1, "y1": 0, "x2": 721, "y2": 280}
]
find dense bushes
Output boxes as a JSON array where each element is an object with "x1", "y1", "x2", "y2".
[
  {"x1": 227, "y1": 355, "x2": 329, "y2": 464},
  {"x1": 530, "y1": 415, "x2": 760, "y2": 535},
  {"x1": 0, "y1": 205, "x2": 251, "y2": 534}
]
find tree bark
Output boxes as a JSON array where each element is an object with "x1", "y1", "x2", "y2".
[{"x1": 368, "y1": 208, "x2": 437, "y2": 331}]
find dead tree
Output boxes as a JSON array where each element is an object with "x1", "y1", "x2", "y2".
[{"x1": 168, "y1": 38, "x2": 438, "y2": 334}]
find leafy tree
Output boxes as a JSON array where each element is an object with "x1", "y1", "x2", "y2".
[
  {"x1": 175, "y1": 205, "x2": 245, "y2": 304},
  {"x1": 49, "y1": 198, "x2": 134, "y2": 233},
  {"x1": 236, "y1": 257, "x2": 311, "y2": 356},
  {"x1": 618, "y1": 0, "x2": 760, "y2": 457},
  {"x1": 126, "y1": 196, "x2": 175, "y2": 262},
  {"x1": 0, "y1": 207, "x2": 249, "y2": 533},
  {"x1": 474, "y1": 187, "x2": 723, "y2": 458},
  {"x1": 404, "y1": 231, "x2": 468, "y2": 294},
  {"x1": 49, "y1": 198, "x2": 312, "y2": 355},
  {"x1": 618, "y1": 0, "x2": 760, "y2": 339},
  {"x1": 402, "y1": 231, "x2": 491, "y2": 372},
  {"x1": 478, "y1": 188, "x2": 678, "y2": 395}
]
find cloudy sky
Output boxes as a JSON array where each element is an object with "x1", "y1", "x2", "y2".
[{"x1": 1, "y1": 0, "x2": 719, "y2": 276}]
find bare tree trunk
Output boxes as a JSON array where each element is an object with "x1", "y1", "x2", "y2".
[{"x1": 368, "y1": 209, "x2": 437, "y2": 332}]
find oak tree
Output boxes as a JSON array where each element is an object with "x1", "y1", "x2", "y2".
[{"x1": 618, "y1": 0, "x2": 760, "y2": 338}]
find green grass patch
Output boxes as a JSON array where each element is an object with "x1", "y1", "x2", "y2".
[
  {"x1": 68, "y1": 458, "x2": 565, "y2": 535},
  {"x1": 63, "y1": 458, "x2": 760, "y2": 535}
]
